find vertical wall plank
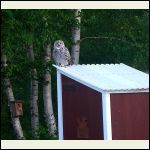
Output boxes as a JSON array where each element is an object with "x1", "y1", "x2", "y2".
[
  {"x1": 57, "y1": 71, "x2": 64, "y2": 140},
  {"x1": 102, "y1": 92, "x2": 112, "y2": 140}
]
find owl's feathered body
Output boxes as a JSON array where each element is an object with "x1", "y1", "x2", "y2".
[{"x1": 53, "y1": 40, "x2": 71, "y2": 66}]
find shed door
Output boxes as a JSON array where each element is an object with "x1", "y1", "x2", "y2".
[
  {"x1": 110, "y1": 92, "x2": 149, "y2": 140},
  {"x1": 62, "y1": 75, "x2": 103, "y2": 140}
]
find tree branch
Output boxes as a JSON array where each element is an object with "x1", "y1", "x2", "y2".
[{"x1": 78, "y1": 36, "x2": 132, "y2": 45}]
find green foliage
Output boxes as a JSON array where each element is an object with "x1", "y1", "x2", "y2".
[
  {"x1": 1, "y1": 9, "x2": 149, "y2": 140},
  {"x1": 37, "y1": 125, "x2": 50, "y2": 140},
  {"x1": 80, "y1": 9, "x2": 149, "y2": 71},
  {"x1": 35, "y1": 125, "x2": 58, "y2": 140}
]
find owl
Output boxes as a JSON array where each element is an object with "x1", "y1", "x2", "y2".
[{"x1": 53, "y1": 40, "x2": 71, "y2": 67}]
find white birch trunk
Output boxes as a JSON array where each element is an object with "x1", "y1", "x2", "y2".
[
  {"x1": 43, "y1": 43, "x2": 57, "y2": 137},
  {"x1": 71, "y1": 9, "x2": 81, "y2": 65},
  {"x1": 2, "y1": 55, "x2": 25, "y2": 139},
  {"x1": 27, "y1": 45, "x2": 39, "y2": 139}
]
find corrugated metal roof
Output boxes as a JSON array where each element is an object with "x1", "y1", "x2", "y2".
[{"x1": 53, "y1": 63, "x2": 149, "y2": 92}]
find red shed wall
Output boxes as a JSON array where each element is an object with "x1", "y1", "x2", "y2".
[
  {"x1": 62, "y1": 75, "x2": 103, "y2": 140},
  {"x1": 110, "y1": 92, "x2": 149, "y2": 140}
]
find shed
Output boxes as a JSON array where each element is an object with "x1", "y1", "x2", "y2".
[{"x1": 53, "y1": 63, "x2": 149, "y2": 140}]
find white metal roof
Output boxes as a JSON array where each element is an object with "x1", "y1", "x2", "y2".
[{"x1": 53, "y1": 63, "x2": 149, "y2": 93}]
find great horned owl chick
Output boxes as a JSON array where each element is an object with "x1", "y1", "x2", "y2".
[{"x1": 53, "y1": 40, "x2": 71, "y2": 67}]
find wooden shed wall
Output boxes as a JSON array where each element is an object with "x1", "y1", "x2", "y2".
[
  {"x1": 110, "y1": 92, "x2": 149, "y2": 140},
  {"x1": 62, "y1": 75, "x2": 104, "y2": 140}
]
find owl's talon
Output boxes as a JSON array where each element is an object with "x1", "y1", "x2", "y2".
[{"x1": 60, "y1": 64, "x2": 65, "y2": 67}]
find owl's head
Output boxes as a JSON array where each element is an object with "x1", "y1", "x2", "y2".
[{"x1": 54, "y1": 40, "x2": 65, "y2": 50}]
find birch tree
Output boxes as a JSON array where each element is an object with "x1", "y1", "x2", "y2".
[
  {"x1": 1, "y1": 54, "x2": 25, "y2": 140},
  {"x1": 71, "y1": 9, "x2": 81, "y2": 65},
  {"x1": 43, "y1": 43, "x2": 57, "y2": 137},
  {"x1": 26, "y1": 45, "x2": 39, "y2": 139}
]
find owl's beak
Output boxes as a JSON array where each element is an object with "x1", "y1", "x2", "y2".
[{"x1": 57, "y1": 46, "x2": 61, "y2": 49}]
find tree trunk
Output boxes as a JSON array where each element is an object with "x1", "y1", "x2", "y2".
[
  {"x1": 27, "y1": 45, "x2": 39, "y2": 139},
  {"x1": 2, "y1": 54, "x2": 25, "y2": 139},
  {"x1": 71, "y1": 9, "x2": 81, "y2": 65},
  {"x1": 43, "y1": 43, "x2": 57, "y2": 137}
]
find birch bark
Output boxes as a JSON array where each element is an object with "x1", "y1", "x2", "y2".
[
  {"x1": 71, "y1": 9, "x2": 81, "y2": 65},
  {"x1": 2, "y1": 54, "x2": 25, "y2": 139},
  {"x1": 43, "y1": 43, "x2": 57, "y2": 137},
  {"x1": 27, "y1": 45, "x2": 39, "y2": 139}
]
